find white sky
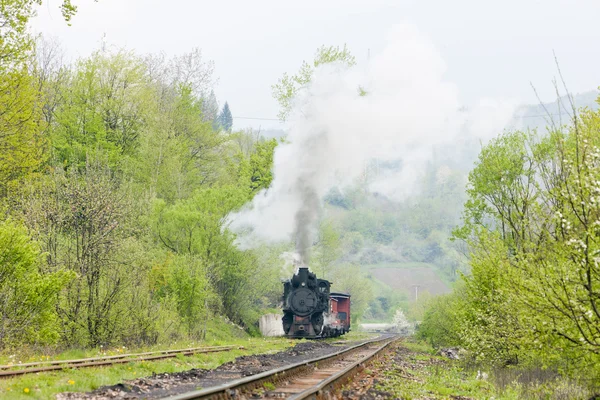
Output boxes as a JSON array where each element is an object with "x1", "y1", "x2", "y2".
[{"x1": 31, "y1": 0, "x2": 600, "y2": 130}]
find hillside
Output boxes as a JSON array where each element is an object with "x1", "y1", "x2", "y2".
[{"x1": 327, "y1": 90, "x2": 600, "y2": 322}]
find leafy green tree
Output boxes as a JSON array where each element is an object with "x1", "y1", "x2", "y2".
[
  {"x1": 417, "y1": 287, "x2": 464, "y2": 348},
  {"x1": 313, "y1": 218, "x2": 342, "y2": 279},
  {"x1": 132, "y1": 82, "x2": 225, "y2": 201},
  {"x1": 0, "y1": 68, "x2": 46, "y2": 198},
  {"x1": 24, "y1": 161, "x2": 142, "y2": 347},
  {"x1": 152, "y1": 187, "x2": 262, "y2": 327},
  {"x1": 437, "y1": 99, "x2": 600, "y2": 373},
  {"x1": 236, "y1": 138, "x2": 278, "y2": 194},
  {"x1": 0, "y1": 219, "x2": 73, "y2": 347},
  {"x1": 272, "y1": 44, "x2": 356, "y2": 120},
  {"x1": 165, "y1": 254, "x2": 214, "y2": 339},
  {"x1": 51, "y1": 49, "x2": 150, "y2": 169},
  {"x1": 0, "y1": 0, "x2": 92, "y2": 68},
  {"x1": 328, "y1": 263, "x2": 373, "y2": 322}
]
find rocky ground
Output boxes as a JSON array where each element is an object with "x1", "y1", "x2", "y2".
[
  {"x1": 344, "y1": 341, "x2": 597, "y2": 400},
  {"x1": 57, "y1": 341, "x2": 355, "y2": 399}
]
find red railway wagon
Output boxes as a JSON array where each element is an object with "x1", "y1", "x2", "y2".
[{"x1": 329, "y1": 292, "x2": 351, "y2": 335}]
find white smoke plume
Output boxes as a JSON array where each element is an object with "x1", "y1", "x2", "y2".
[{"x1": 227, "y1": 24, "x2": 515, "y2": 262}]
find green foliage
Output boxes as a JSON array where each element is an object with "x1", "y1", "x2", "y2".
[
  {"x1": 132, "y1": 83, "x2": 225, "y2": 201},
  {"x1": 163, "y1": 254, "x2": 214, "y2": 338},
  {"x1": 272, "y1": 44, "x2": 356, "y2": 120},
  {"x1": 151, "y1": 186, "x2": 278, "y2": 330},
  {"x1": 51, "y1": 49, "x2": 150, "y2": 169},
  {"x1": 0, "y1": 68, "x2": 46, "y2": 198},
  {"x1": 0, "y1": 337, "x2": 291, "y2": 399},
  {"x1": 420, "y1": 98, "x2": 600, "y2": 382},
  {"x1": 152, "y1": 187, "x2": 247, "y2": 255},
  {"x1": 313, "y1": 218, "x2": 341, "y2": 279},
  {"x1": 417, "y1": 284, "x2": 463, "y2": 348},
  {"x1": 236, "y1": 138, "x2": 278, "y2": 194},
  {"x1": 328, "y1": 263, "x2": 373, "y2": 321},
  {"x1": 0, "y1": 1, "x2": 91, "y2": 69},
  {"x1": 0, "y1": 220, "x2": 73, "y2": 347},
  {"x1": 24, "y1": 161, "x2": 150, "y2": 347},
  {"x1": 0, "y1": 5, "x2": 291, "y2": 351}
]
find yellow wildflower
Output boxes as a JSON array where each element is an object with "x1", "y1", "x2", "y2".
[
  {"x1": 24, "y1": 388, "x2": 30, "y2": 393},
  {"x1": 68, "y1": 380, "x2": 75, "y2": 385}
]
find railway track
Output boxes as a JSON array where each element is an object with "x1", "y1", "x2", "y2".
[
  {"x1": 0, "y1": 345, "x2": 239, "y2": 378},
  {"x1": 167, "y1": 335, "x2": 398, "y2": 400}
]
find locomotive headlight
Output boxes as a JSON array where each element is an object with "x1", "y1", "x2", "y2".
[{"x1": 301, "y1": 283, "x2": 305, "y2": 286}]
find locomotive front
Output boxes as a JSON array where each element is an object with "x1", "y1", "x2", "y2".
[{"x1": 282, "y1": 267, "x2": 330, "y2": 338}]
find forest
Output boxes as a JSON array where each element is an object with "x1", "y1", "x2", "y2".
[
  {"x1": 2, "y1": 2, "x2": 600, "y2": 393},
  {"x1": 0, "y1": 0, "x2": 289, "y2": 347},
  {"x1": 0, "y1": 0, "x2": 383, "y2": 349},
  {"x1": 418, "y1": 96, "x2": 600, "y2": 382}
]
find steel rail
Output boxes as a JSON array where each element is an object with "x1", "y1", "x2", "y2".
[
  {"x1": 0, "y1": 346, "x2": 239, "y2": 378},
  {"x1": 287, "y1": 339, "x2": 393, "y2": 399},
  {"x1": 0, "y1": 345, "x2": 235, "y2": 370},
  {"x1": 166, "y1": 335, "x2": 397, "y2": 400}
]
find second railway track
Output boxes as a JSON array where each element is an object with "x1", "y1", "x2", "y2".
[
  {"x1": 0, "y1": 345, "x2": 239, "y2": 378},
  {"x1": 168, "y1": 335, "x2": 398, "y2": 400}
]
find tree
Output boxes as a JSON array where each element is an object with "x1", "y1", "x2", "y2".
[
  {"x1": 392, "y1": 309, "x2": 412, "y2": 334},
  {"x1": 328, "y1": 263, "x2": 373, "y2": 321},
  {"x1": 237, "y1": 138, "x2": 278, "y2": 194},
  {"x1": 272, "y1": 44, "x2": 356, "y2": 120},
  {"x1": 416, "y1": 288, "x2": 463, "y2": 348},
  {"x1": 0, "y1": 220, "x2": 72, "y2": 347},
  {"x1": 442, "y1": 98, "x2": 600, "y2": 371},
  {"x1": 170, "y1": 47, "x2": 216, "y2": 97},
  {"x1": 0, "y1": 68, "x2": 46, "y2": 198},
  {"x1": 51, "y1": 49, "x2": 150, "y2": 169},
  {"x1": 0, "y1": 0, "x2": 93, "y2": 69},
  {"x1": 202, "y1": 89, "x2": 219, "y2": 127},
  {"x1": 314, "y1": 219, "x2": 342, "y2": 279},
  {"x1": 25, "y1": 160, "x2": 139, "y2": 347},
  {"x1": 218, "y1": 102, "x2": 233, "y2": 132},
  {"x1": 152, "y1": 186, "x2": 261, "y2": 327}
]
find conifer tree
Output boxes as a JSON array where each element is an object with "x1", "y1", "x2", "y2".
[{"x1": 218, "y1": 102, "x2": 233, "y2": 132}]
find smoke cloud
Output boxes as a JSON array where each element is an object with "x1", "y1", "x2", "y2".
[{"x1": 227, "y1": 24, "x2": 515, "y2": 262}]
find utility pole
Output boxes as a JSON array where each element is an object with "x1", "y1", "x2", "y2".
[{"x1": 412, "y1": 285, "x2": 421, "y2": 302}]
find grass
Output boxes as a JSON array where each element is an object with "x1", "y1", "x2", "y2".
[
  {"x1": 370, "y1": 340, "x2": 594, "y2": 400},
  {"x1": 0, "y1": 330, "x2": 374, "y2": 399},
  {"x1": 0, "y1": 337, "x2": 292, "y2": 399},
  {"x1": 0, "y1": 315, "x2": 248, "y2": 367}
]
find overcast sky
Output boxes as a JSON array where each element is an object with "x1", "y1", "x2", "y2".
[{"x1": 31, "y1": 0, "x2": 600, "y2": 130}]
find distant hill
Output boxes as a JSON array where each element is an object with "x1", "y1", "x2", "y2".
[
  {"x1": 512, "y1": 90, "x2": 599, "y2": 132},
  {"x1": 328, "y1": 89, "x2": 600, "y2": 322}
]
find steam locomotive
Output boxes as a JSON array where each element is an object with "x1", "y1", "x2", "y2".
[{"x1": 282, "y1": 267, "x2": 351, "y2": 338}]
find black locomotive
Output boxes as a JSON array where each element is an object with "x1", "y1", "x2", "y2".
[{"x1": 282, "y1": 267, "x2": 351, "y2": 338}]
